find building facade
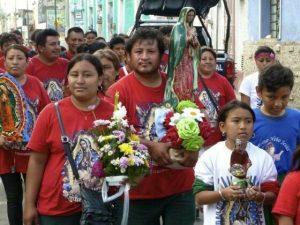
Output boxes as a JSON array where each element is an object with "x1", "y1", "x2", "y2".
[
  {"x1": 68, "y1": 0, "x2": 140, "y2": 40},
  {"x1": 243, "y1": 0, "x2": 300, "y2": 108}
]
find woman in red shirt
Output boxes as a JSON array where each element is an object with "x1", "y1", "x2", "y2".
[
  {"x1": 23, "y1": 54, "x2": 114, "y2": 225},
  {"x1": 273, "y1": 146, "x2": 300, "y2": 225},
  {"x1": 0, "y1": 44, "x2": 50, "y2": 225},
  {"x1": 195, "y1": 47, "x2": 236, "y2": 148},
  {"x1": 93, "y1": 49, "x2": 120, "y2": 93}
]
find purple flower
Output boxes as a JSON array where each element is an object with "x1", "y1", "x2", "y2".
[
  {"x1": 136, "y1": 144, "x2": 148, "y2": 152},
  {"x1": 91, "y1": 161, "x2": 105, "y2": 177},
  {"x1": 119, "y1": 157, "x2": 129, "y2": 169},
  {"x1": 113, "y1": 130, "x2": 126, "y2": 143},
  {"x1": 134, "y1": 156, "x2": 143, "y2": 166}
]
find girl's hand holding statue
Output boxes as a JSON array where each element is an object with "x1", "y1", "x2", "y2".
[
  {"x1": 245, "y1": 186, "x2": 265, "y2": 203},
  {"x1": 219, "y1": 185, "x2": 245, "y2": 201}
]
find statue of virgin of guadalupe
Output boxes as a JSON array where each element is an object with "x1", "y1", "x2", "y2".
[{"x1": 164, "y1": 7, "x2": 200, "y2": 107}]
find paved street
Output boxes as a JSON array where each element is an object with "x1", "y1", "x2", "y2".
[{"x1": 0, "y1": 181, "x2": 8, "y2": 225}]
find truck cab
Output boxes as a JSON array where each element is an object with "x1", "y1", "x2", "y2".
[{"x1": 131, "y1": 0, "x2": 235, "y2": 86}]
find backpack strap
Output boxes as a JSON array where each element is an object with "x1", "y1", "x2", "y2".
[{"x1": 54, "y1": 102, "x2": 80, "y2": 180}]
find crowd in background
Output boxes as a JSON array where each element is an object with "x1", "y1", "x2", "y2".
[{"x1": 0, "y1": 23, "x2": 299, "y2": 225}]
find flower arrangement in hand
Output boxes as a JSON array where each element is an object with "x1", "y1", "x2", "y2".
[
  {"x1": 91, "y1": 93, "x2": 150, "y2": 185},
  {"x1": 155, "y1": 100, "x2": 206, "y2": 164}
]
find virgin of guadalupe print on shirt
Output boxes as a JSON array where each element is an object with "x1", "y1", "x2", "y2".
[
  {"x1": 26, "y1": 98, "x2": 39, "y2": 137},
  {"x1": 62, "y1": 132, "x2": 103, "y2": 202},
  {"x1": 0, "y1": 73, "x2": 31, "y2": 148},
  {"x1": 197, "y1": 89, "x2": 220, "y2": 128},
  {"x1": 215, "y1": 175, "x2": 263, "y2": 225},
  {"x1": 45, "y1": 79, "x2": 63, "y2": 102}
]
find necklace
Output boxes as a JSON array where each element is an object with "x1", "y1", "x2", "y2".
[
  {"x1": 72, "y1": 97, "x2": 100, "y2": 121},
  {"x1": 79, "y1": 110, "x2": 97, "y2": 121}
]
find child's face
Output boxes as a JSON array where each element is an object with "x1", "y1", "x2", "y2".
[
  {"x1": 255, "y1": 56, "x2": 275, "y2": 73},
  {"x1": 257, "y1": 86, "x2": 291, "y2": 116},
  {"x1": 219, "y1": 108, "x2": 254, "y2": 145}
]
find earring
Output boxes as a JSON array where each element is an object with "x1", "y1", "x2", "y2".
[
  {"x1": 252, "y1": 132, "x2": 255, "y2": 138},
  {"x1": 222, "y1": 132, "x2": 226, "y2": 137}
]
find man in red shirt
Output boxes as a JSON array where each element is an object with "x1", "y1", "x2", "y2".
[
  {"x1": 61, "y1": 27, "x2": 84, "y2": 60},
  {"x1": 26, "y1": 28, "x2": 69, "y2": 102},
  {"x1": 107, "y1": 28, "x2": 197, "y2": 225}
]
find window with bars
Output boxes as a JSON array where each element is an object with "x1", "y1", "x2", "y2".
[{"x1": 270, "y1": 0, "x2": 280, "y2": 38}]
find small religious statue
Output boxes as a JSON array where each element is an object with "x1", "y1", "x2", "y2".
[
  {"x1": 164, "y1": 7, "x2": 200, "y2": 107},
  {"x1": 229, "y1": 139, "x2": 252, "y2": 189}
]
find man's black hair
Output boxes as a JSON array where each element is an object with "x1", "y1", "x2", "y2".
[
  {"x1": 109, "y1": 36, "x2": 125, "y2": 49},
  {"x1": 85, "y1": 30, "x2": 97, "y2": 37},
  {"x1": 258, "y1": 64, "x2": 294, "y2": 92},
  {"x1": 125, "y1": 28, "x2": 165, "y2": 57},
  {"x1": 11, "y1": 29, "x2": 22, "y2": 36},
  {"x1": 67, "y1": 27, "x2": 84, "y2": 38},
  {"x1": 35, "y1": 28, "x2": 59, "y2": 47},
  {"x1": 159, "y1": 26, "x2": 173, "y2": 36},
  {"x1": 30, "y1": 29, "x2": 42, "y2": 43},
  {"x1": 0, "y1": 32, "x2": 19, "y2": 48}
]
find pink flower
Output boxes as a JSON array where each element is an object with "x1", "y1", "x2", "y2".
[{"x1": 91, "y1": 160, "x2": 105, "y2": 177}]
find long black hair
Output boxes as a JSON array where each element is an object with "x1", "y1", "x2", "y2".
[
  {"x1": 218, "y1": 100, "x2": 256, "y2": 124},
  {"x1": 67, "y1": 53, "x2": 103, "y2": 77},
  {"x1": 292, "y1": 146, "x2": 300, "y2": 171}
]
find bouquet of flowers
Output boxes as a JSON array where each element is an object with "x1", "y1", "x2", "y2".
[
  {"x1": 154, "y1": 100, "x2": 207, "y2": 164},
  {"x1": 91, "y1": 93, "x2": 150, "y2": 186}
]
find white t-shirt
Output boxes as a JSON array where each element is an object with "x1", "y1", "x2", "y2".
[
  {"x1": 239, "y1": 72, "x2": 262, "y2": 109},
  {"x1": 195, "y1": 141, "x2": 277, "y2": 225}
]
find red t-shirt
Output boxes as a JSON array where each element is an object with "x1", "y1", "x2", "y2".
[
  {"x1": 0, "y1": 75, "x2": 50, "y2": 174},
  {"x1": 61, "y1": 51, "x2": 74, "y2": 61},
  {"x1": 159, "y1": 51, "x2": 169, "y2": 72},
  {"x1": 27, "y1": 97, "x2": 114, "y2": 216},
  {"x1": 106, "y1": 72, "x2": 194, "y2": 199},
  {"x1": 273, "y1": 171, "x2": 300, "y2": 224},
  {"x1": 118, "y1": 65, "x2": 130, "y2": 80},
  {"x1": 26, "y1": 56, "x2": 69, "y2": 102},
  {"x1": 194, "y1": 72, "x2": 236, "y2": 147},
  {"x1": 0, "y1": 56, "x2": 4, "y2": 71}
]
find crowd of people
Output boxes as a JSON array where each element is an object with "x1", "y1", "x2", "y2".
[{"x1": 0, "y1": 11, "x2": 299, "y2": 225}]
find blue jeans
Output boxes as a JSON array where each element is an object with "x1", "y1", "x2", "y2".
[
  {"x1": 117, "y1": 190, "x2": 195, "y2": 225},
  {"x1": 1, "y1": 173, "x2": 25, "y2": 225}
]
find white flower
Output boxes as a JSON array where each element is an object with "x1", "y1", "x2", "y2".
[
  {"x1": 100, "y1": 144, "x2": 111, "y2": 152},
  {"x1": 121, "y1": 119, "x2": 129, "y2": 127},
  {"x1": 93, "y1": 119, "x2": 111, "y2": 127},
  {"x1": 182, "y1": 108, "x2": 205, "y2": 122},
  {"x1": 113, "y1": 105, "x2": 127, "y2": 121},
  {"x1": 169, "y1": 113, "x2": 181, "y2": 126},
  {"x1": 120, "y1": 168, "x2": 126, "y2": 173},
  {"x1": 130, "y1": 125, "x2": 136, "y2": 133},
  {"x1": 98, "y1": 136, "x2": 104, "y2": 143},
  {"x1": 111, "y1": 158, "x2": 120, "y2": 166},
  {"x1": 108, "y1": 150, "x2": 114, "y2": 156}
]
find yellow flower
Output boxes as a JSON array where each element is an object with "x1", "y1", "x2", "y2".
[
  {"x1": 129, "y1": 134, "x2": 140, "y2": 142},
  {"x1": 98, "y1": 135, "x2": 115, "y2": 143},
  {"x1": 128, "y1": 157, "x2": 135, "y2": 166},
  {"x1": 119, "y1": 143, "x2": 134, "y2": 155},
  {"x1": 144, "y1": 160, "x2": 149, "y2": 168}
]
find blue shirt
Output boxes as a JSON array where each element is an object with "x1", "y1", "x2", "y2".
[{"x1": 251, "y1": 108, "x2": 300, "y2": 175}]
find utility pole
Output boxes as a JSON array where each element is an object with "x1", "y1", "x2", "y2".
[{"x1": 54, "y1": 0, "x2": 57, "y2": 30}]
